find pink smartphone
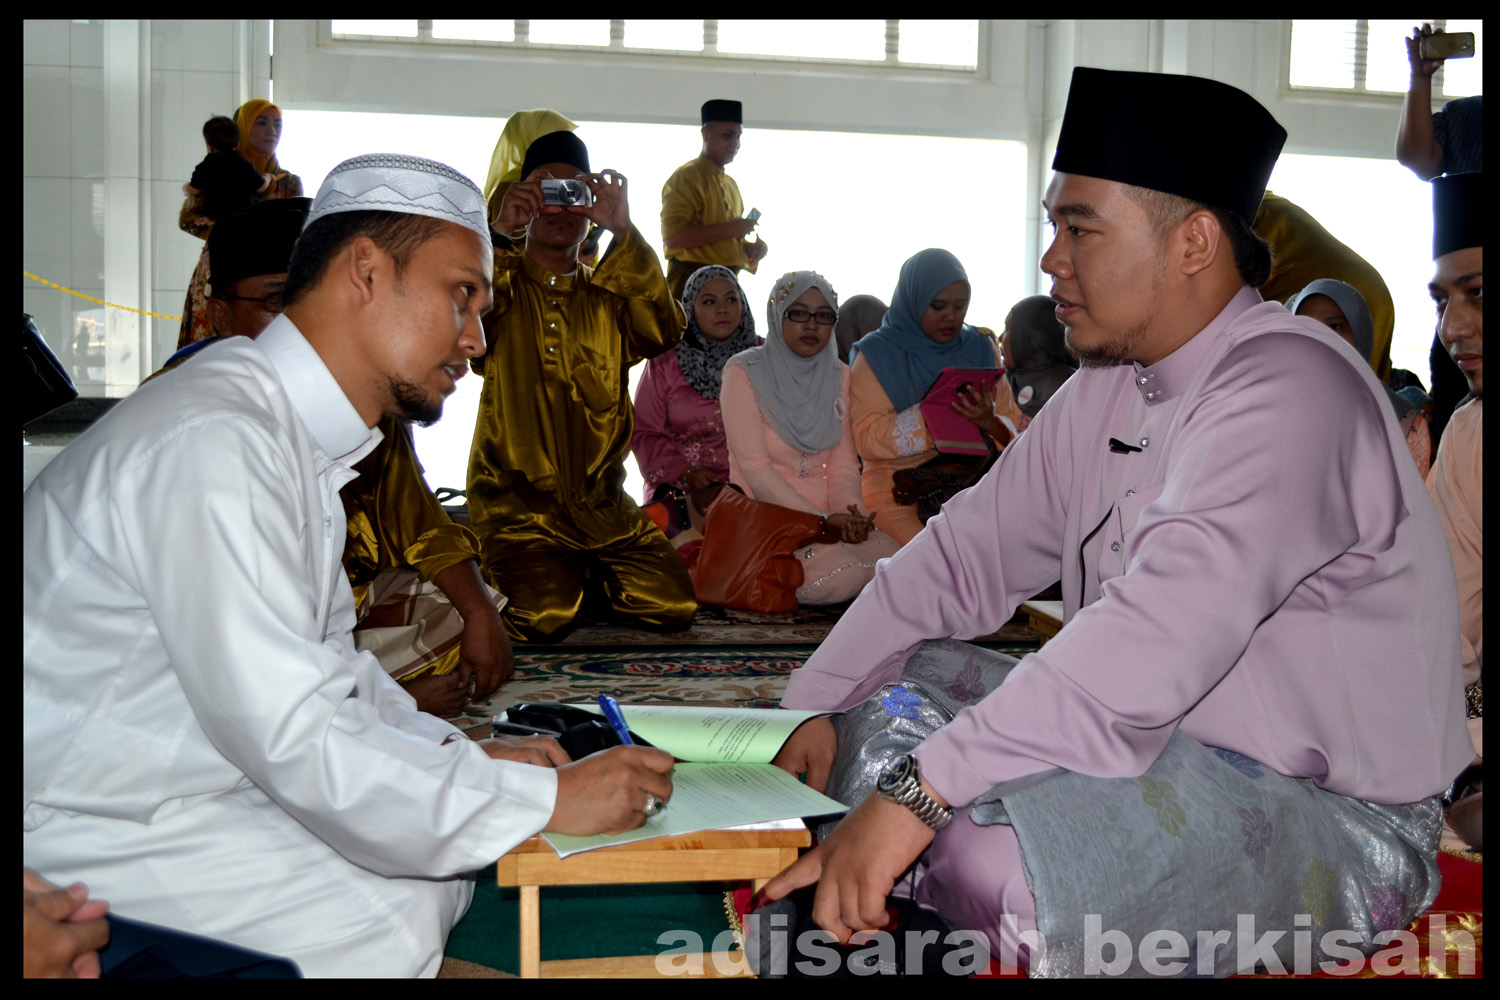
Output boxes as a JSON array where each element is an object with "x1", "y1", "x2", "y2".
[{"x1": 920, "y1": 367, "x2": 1004, "y2": 456}]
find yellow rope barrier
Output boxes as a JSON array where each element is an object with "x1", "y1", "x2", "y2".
[{"x1": 23, "y1": 271, "x2": 182, "y2": 322}]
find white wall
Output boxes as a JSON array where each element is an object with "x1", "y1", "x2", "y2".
[
  {"x1": 24, "y1": 20, "x2": 107, "y2": 390},
  {"x1": 24, "y1": 19, "x2": 270, "y2": 395}
]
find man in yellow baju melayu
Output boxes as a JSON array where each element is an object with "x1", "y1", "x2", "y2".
[
  {"x1": 660, "y1": 99, "x2": 769, "y2": 302},
  {"x1": 469, "y1": 128, "x2": 697, "y2": 643}
]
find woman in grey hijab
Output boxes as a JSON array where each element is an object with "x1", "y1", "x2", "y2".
[
  {"x1": 1001, "y1": 295, "x2": 1079, "y2": 425},
  {"x1": 1285, "y1": 279, "x2": 1375, "y2": 368},
  {"x1": 719, "y1": 271, "x2": 899, "y2": 604},
  {"x1": 833, "y1": 294, "x2": 888, "y2": 364}
]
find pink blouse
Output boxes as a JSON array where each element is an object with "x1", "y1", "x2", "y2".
[
  {"x1": 630, "y1": 350, "x2": 731, "y2": 501},
  {"x1": 720, "y1": 362, "x2": 865, "y2": 517}
]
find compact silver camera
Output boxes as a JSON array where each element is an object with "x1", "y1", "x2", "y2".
[{"x1": 539, "y1": 178, "x2": 594, "y2": 207}]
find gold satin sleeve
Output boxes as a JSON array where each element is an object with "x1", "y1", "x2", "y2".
[{"x1": 342, "y1": 415, "x2": 480, "y2": 600}]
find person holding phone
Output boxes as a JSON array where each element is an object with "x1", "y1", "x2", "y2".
[
  {"x1": 1397, "y1": 23, "x2": 1482, "y2": 182},
  {"x1": 848, "y1": 248, "x2": 1024, "y2": 547},
  {"x1": 660, "y1": 99, "x2": 769, "y2": 302},
  {"x1": 1396, "y1": 23, "x2": 1480, "y2": 457}
]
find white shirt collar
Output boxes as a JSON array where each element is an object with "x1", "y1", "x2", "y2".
[{"x1": 253, "y1": 315, "x2": 382, "y2": 465}]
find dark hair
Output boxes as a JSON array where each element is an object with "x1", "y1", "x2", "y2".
[
  {"x1": 282, "y1": 210, "x2": 451, "y2": 308},
  {"x1": 1123, "y1": 186, "x2": 1273, "y2": 288},
  {"x1": 203, "y1": 115, "x2": 239, "y2": 153}
]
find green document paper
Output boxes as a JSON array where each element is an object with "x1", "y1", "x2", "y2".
[
  {"x1": 579, "y1": 703, "x2": 826, "y2": 763},
  {"x1": 543, "y1": 763, "x2": 848, "y2": 859}
]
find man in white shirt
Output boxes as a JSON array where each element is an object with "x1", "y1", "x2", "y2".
[{"x1": 23, "y1": 153, "x2": 674, "y2": 978}]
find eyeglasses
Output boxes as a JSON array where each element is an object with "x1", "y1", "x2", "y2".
[
  {"x1": 783, "y1": 307, "x2": 838, "y2": 326},
  {"x1": 213, "y1": 291, "x2": 285, "y2": 313}
]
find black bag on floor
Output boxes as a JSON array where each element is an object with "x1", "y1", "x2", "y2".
[{"x1": 23, "y1": 313, "x2": 78, "y2": 425}]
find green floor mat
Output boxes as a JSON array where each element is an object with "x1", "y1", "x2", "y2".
[{"x1": 445, "y1": 864, "x2": 740, "y2": 974}]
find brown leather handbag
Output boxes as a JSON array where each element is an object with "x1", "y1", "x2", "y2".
[
  {"x1": 891, "y1": 445, "x2": 1001, "y2": 525},
  {"x1": 687, "y1": 486, "x2": 837, "y2": 613}
]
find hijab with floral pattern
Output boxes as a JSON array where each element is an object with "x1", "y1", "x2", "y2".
[{"x1": 676, "y1": 265, "x2": 761, "y2": 399}]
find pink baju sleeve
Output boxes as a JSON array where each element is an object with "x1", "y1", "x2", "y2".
[
  {"x1": 720, "y1": 363, "x2": 825, "y2": 515},
  {"x1": 1426, "y1": 399, "x2": 1482, "y2": 688},
  {"x1": 631, "y1": 353, "x2": 691, "y2": 498}
]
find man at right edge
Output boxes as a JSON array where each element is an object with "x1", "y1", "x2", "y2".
[{"x1": 764, "y1": 68, "x2": 1472, "y2": 978}]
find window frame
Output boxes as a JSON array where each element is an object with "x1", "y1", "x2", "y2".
[
  {"x1": 322, "y1": 19, "x2": 986, "y2": 75},
  {"x1": 1282, "y1": 18, "x2": 1471, "y2": 100}
]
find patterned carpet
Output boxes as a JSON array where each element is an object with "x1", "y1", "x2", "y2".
[
  {"x1": 542, "y1": 600, "x2": 1045, "y2": 649},
  {"x1": 453, "y1": 638, "x2": 1044, "y2": 732},
  {"x1": 440, "y1": 600, "x2": 1047, "y2": 732}
]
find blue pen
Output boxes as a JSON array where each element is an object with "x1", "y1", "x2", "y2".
[{"x1": 596, "y1": 694, "x2": 634, "y2": 746}]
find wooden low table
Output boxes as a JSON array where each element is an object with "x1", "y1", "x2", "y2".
[
  {"x1": 1021, "y1": 600, "x2": 1064, "y2": 645},
  {"x1": 496, "y1": 818, "x2": 811, "y2": 978}
]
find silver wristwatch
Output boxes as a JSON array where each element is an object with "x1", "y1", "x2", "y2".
[{"x1": 876, "y1": 753, "x2": 953, "y2": 832}]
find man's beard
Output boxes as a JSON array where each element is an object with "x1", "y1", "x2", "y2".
[
  {"x1": 1064, "y1": 265, "x2": 1165, "y2": 368},
  {"x1": 1067, "y1": 321, "x2": 1152, "y2": 368},
  {"x1": 388, "y1": 375, "x2": 443, "y2": 427}
]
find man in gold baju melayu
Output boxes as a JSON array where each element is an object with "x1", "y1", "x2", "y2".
[{"x1": 469, "y1": 128, "x2": 697, "y2": 643}]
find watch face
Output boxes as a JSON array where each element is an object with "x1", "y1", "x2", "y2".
[{"x1": 878, "y1": 753, "x2": 913, "y2": 795}]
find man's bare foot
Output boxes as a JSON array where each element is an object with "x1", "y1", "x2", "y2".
[{"x1": 401, "y1": 672, "x2": 471, "y2": 717}]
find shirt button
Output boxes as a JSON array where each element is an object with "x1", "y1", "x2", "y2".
[
  {"x1": 1137, "y1": 376, "x2": 1149, "y2": 385},
  {"x1": 1111, "y1": 542, "x2": 1121, "y2": 552},
  {"x1": 1146, "y1": 390, "x2": 1161, "y2": 401},
  {"x1": 1125, "y1": 489, "x2": 1135, "y2": 497},
  {"x1": 1139, "y1": 437, "x2": 1150, "y2": 448},
  {"x1": 547, "y1": 346, "x2": 555, "y2": 353}
]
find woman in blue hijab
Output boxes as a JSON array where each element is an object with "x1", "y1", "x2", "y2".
[{"x1": 848, "y1": 248, "x2": 1023, "y2": 546}]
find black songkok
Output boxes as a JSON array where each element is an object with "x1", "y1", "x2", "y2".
[
  {"x1": 520, "y1": 130, "x2": 591, "y2": 181},
  {"x1": 701, "y1": 99, "x2": 743, "y2": 125},
  {"x1": 208, "y1": 197, "x2": 309, "y2": 293},
  {"x1": 1432, "y1": 172, "x2": 1482, "y2": 260},
  {"x1": 1052, "y1": 68, "x2": 1287, "y2": 223}
]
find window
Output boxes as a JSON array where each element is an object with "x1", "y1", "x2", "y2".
[
  {"x1": 325, "y1": 20, "x2": 980, "y2": 72},
  {"x1": 331, "y1": 20, "x2": 417, "y2": 39},
  {"x1": 717, "y1": 19, "x2": 886, "y2": 62},
  {"x1": 623, "y1": 20, "x2": 702, "y2": 53},
  {"x1": 1439, "y1": 19, "x2": 1482, "y2": 96},
  {"x1": 1288, "y1": 19, "x2": 1482, "y2": 97},
  {"x1": 432, "y1": 20, "x2": 513, "y2": 43},
  {"x1": 527, "y1": 20, "x2": 611, "y2": 48},
  {"x1": 898, "y1": 20, "x2": 980, "y2": 69}
]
